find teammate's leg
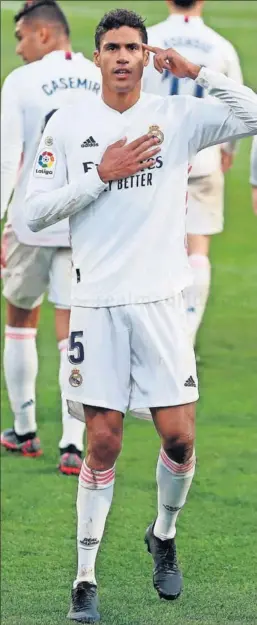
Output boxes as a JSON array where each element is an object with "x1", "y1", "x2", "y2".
[
  {"x1": 2, "y1": 302, "x2": 41, "y2": 455},
  {"x1": 49, "y1": 248, "x2": 85, "y2": 474},
  {"x1": 68, "y1": 407, "x2": 123, "y2": 622},
  {"x1": 1, "y1": 231, "x2": 49, "y2": 456},
  {"x1": 184, "y1": 233, "x2": 211, "y2": 345}
]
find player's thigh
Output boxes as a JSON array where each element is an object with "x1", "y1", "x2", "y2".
[
  {"x1": 48, "y1": 247, "x2": 71, "y2": 309},
  {"x1": 187, "y1": 169, "x2": 224, "y2": 236},
  {"x1": 129, "y1": 295, "x2": 199, "y2": 410},
  {"x1": 64, "y1": 306, "x2": 131, "y2": 416},
  {"x1": 2, "y1": 227, "x2": 55, "y2": 310},
  {"x1": 187, "y1": 233, "x2": 210, "y2": 256}
]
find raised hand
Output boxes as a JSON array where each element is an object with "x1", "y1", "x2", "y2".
[
  {"x1": 143, "y1": 43, "x2": 201, "y2": 80},
  {"x1": 97, "y1": 134, "x2": 161, "y2": 183}
]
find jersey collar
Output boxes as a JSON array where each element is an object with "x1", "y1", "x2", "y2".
[
  {"x1": 167, "y1": 14, "x2": 204, "y2": 25},
  {"x1": 100, "y1": 92, "x2": 146, "y2": 116}
]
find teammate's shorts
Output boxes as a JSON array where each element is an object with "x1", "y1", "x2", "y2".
[
  {"x1": 186, "y1": 169, "x2": 224, "y2": 235},
  {"x1": 65, "y1": 294, "x2": 199, "y2": 421},
  {"x1": 2, "y1": 226, "x2": 71, "y2": 309}
]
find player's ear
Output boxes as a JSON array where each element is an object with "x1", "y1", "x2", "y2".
[
  {"x1": 143, "y1": 48, "x2": 150, "y2": 68},
  {"x1": 94, "y1": 49, "x2": 100, "y2": 68},
  {"x1": 39, "y1": 26, "x2": 49, "y2": 45}
]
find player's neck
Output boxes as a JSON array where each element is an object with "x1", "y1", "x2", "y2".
[
  {"x1": 169, "y1": 7, "x2": 202, "y2": 17},
  {"x1": 101, "y1": 84, "x2": 141, "y2": 114},
  {"x1": 48, "y1": 38, "x2": 72, "y2": 55}
]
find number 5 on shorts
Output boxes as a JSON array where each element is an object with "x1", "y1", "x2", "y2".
[{"x1": 68, "y1": 331, "x2": 84, "y2": 364}]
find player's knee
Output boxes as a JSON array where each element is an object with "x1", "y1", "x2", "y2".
[
  {"x1": 88, "y1": 427, "x2": 122, "y2": 467},
  {"x1": 164, "y1": 434, "x2": 195, "y2": 464}
]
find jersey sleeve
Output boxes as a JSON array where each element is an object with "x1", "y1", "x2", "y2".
[
  {"x1": 26, "y1": 110, "x2": 107, "y2": 232},
  {"x1": 221, "y1": 42, "x2": 244, "y2": 154},
  {"x1": 1, "y1": 72, "x2": 24, "y2": 219},
  {"x1": 188, "y1": 67, "x2": 257, "y2": 158},
  {"x1": 250, "y1": 137, "x2": 257, "y2": 186}
]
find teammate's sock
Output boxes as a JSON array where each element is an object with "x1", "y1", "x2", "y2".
[
  {"x1": 74, "y1": 461, "x2": 115, "y2": 587},
  {"x1": 184, "y1": 254, "x2": 211, "y2": 344},
  {"x1": 154, "y1": 448, "x2": 196, "y2": 541},
  {"x1": 58, "y1": 339, "x2": 85, "y2": 452},
  {"x1": 3, "y1": 326, "x2": 38, "y2": 436}
]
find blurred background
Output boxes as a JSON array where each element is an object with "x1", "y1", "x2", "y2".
[{"x1": 1, "y1": 2, "x2": 257, "y2": 625}]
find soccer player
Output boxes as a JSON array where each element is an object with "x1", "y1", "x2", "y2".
[
  {"x1": 144, "y1": 0, "x2": 243, "y2": 347},
  {"x1": 25, "y1": 9, "x2": 257, "y2": 622},
  {"x1": 250, "y1": 137, "x2": 257, "y2": 215},
  {"x1": 1, "y1": 0, "x2": 101, "y2": 474}
]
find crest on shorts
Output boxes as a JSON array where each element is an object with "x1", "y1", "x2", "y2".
[
  {"x1": 148, "y1": 125, "x2": 164, "y2": 144},
  {"x1": 69, "y1": 368, "x2": 83, "y2": 387}
]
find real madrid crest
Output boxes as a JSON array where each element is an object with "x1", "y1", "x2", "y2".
[
  {"x1": 45, "y1": 136, "x2": 53, "y2": 147},
  {"x1": 148, "y1": 125, "x2": 164, "y2": 145},
  {"x1": 69, "y1": 368, "x2": 83, "y2": 387}
]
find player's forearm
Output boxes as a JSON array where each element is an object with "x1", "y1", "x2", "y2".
[
  {"x1": 252, "y1": 187, "x2": 257, "y2": 216},
  {"x1": 26, "y1": 166, "x2": 107, "y2": 232},
  {"x1": 250, "y1": 138, "x2": 257, "y2": 186},
  {"x1": 196, "y1": 67, "x2": 257, "y2": 138},
  {"x1": 1, "y1": 141, "x2": 23, "y2": 219}
]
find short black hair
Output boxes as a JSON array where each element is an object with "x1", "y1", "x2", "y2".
[
  {"x1": 171, "y1": 0, "x2": 198, "y2": 8},
  {"x1": 95, "y1": 8, "x2": 148, "y2": 50},
  {"x1": 14, "y1": 0, "x2": 70, "y2": 37}
]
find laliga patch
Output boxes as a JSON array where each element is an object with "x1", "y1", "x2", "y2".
[{"x1": 34, "y1": 149, "x2": 56, "y2": 178}]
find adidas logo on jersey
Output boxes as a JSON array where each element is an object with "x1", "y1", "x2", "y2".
[
  {"x1": 81, "y1": 136, "x2": 99, "y2": 148},
  {"x1": 184, "y1": 376, "x2": 196, "y2": 388}
]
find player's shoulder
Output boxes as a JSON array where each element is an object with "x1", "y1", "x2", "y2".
[
  {"x1": 49, "y1": 91, "x2": 101, "y2": 124},
  {"x1": 147, "y1": 18, "x2": 170, "y2": 44},
  {"x1": 2, "y1": 62, "x2": 35, "y2": 90},
  {"x1": 202, "y1": 23, "x2": 237, "y2": 57},
  {"x1": 142, "y1": 91, "x2": 194, "y2": 115}
]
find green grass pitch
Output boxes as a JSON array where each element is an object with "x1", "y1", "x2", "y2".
[{"x1": 1, "y1": 2, "x2": 257, "y2": 624}]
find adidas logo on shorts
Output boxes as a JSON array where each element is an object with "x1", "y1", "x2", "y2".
[{"x1": 184, "y1": 375, "x2": 196, "y2": 388}]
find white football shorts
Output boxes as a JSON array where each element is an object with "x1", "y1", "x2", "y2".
[
  {"x1": 2, "y1": 225, "x2": 71, "y2": 309},
  {"x1": 187, "y1": 169, "x2": 224, "y2": 235},
  {"x1": 65, "y1": 294, "x2": 199, "y2": 421}
]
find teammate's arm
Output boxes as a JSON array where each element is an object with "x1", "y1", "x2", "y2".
[
  {"x1": 250, "y1": 137, "x2": 257, "y2": 216},
  {"x1": 1, "y1": 72, "x2": 23, "y2": 219}
]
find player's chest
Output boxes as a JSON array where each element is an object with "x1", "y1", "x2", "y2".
[{"x1": 65, "y1": 108, "x2": 184, "y2": 179}]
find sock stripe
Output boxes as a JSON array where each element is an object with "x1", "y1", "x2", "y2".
[
  {"x1": 80, "y1": 463, "x2": 115, "y2": 486},
  {"x1": 5, "y1": 332, "x2": 36, "y2": 340},
  {"x1": 160, "y1": 448, "x2": 195, "y2": 474}
]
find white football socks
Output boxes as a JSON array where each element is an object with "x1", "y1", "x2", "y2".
[
  {"x1": 58, "y1": 339, "x2": 85, "y2": 452},
  {"x1": 74, "y1": 461, "x2": 115, "y2": 587},
  {"x1": 184, "y1": 254, "x2": 211, "y2": 344},
  {"x1": 4, "y1": 326, "x2": 38, "y2": 435},
  {"x1": 154, "y1": 447, "x2": 196, "y2": 541}
]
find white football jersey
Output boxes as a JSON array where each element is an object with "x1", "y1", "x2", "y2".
[
  {"x1": 250, "y1": 137, "x2": 257, "y2": 186},
  {"x1": 1, "y1": 50, "x2": 101, "y2": 245},
  {"x1": 26, "y1": 68, "x2": 257, "y2": 307},
  {"x1": 144, "y1": 14, "x2": 243, "y2": 177}
]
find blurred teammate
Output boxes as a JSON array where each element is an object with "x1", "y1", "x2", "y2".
[
  {"x1": 144, "y1": 0, "x2": 243, "y2": 346},
  {"x1": 25, "y1": 8, "x2": 257, "y2": 622},
  {"x1": 1, "y1": 0, "x2": 101, "y2": 474},
  {"x1": 250, "y1": 137, "x2": 257, "y2": 214}
]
